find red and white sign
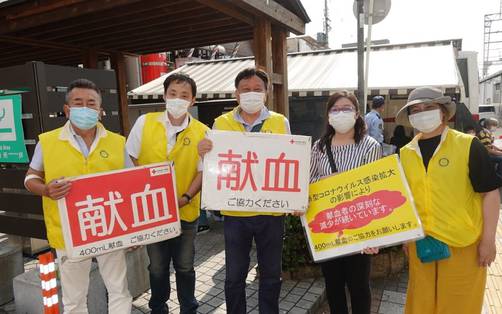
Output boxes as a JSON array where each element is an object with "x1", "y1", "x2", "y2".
[
  {"x1": 58, "y1": 162, "x2": 180, "y2": 259},
  {"x1": 202, "y1": 130, "x2": 311, "y2": 213}
]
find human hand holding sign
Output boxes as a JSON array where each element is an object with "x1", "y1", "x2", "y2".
[
  {"x1": 198, "y1": 138, "x2": 213, "y2": 158},
  {"x1": 291, "y1": 210, "x2": 304, "y2": 216},
  {"x1": 362, "y1": 247, "x2": 379, "y2": 254},
  {"x1": 45, "y1": 177, "x2": 72, "y2": 200}
]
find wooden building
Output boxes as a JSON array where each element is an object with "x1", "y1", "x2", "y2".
[{"x1": 0, "y1": 0, "x2": 309, "y2": 241}]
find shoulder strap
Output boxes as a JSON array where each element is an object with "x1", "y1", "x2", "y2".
[{"x1": 325, "y1": 138, "x2": 338, "y2": 173}]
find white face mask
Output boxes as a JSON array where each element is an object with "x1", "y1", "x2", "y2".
[
  {"x1": 409, "y1": 109, "x2": 442, "y2": 133},
  {"x1": 328, "y1": 111, "x2": 356, "y2": 134},
  {"x1": 239, "y1": 92, "x2": 265, "y2": 114},
  {"x1": 165, "y1": 98, "x2": 190, "y2": 119}
]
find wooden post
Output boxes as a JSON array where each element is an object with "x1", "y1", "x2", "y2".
[
  {"x1": 272, "y1": 26, "x2": 288, "y2": 117},
  {"x1": 253, "y1": 18, "x2": 274, "y2": 110},
  {"x1": 82, "y1": 49, "x2": 98, "y2": 68},
  {"x1": 110, "y1": 52, "x2": 130, "y2": 135}
]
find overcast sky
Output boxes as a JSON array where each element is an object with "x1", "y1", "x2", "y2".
[{"x1": 300, "y1": 0, "x2": 502, "y2": 75}]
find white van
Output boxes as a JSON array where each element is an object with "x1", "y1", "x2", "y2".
[{"x1": 478, "y1": 104, "x2": 498, "y2": 121}]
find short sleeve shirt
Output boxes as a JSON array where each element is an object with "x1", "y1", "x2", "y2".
[
  {"x1": 364, "y1": 110, "x2": 384, "y2": 144},
  {"x1": 30, "y1": 122, "x2": 133, "y2": 171},
  {"x1": 126, "y1": 112, "x2": 203, "y2": 171},
  {"x1": 418, "y1": 134, "x2": 502, "y2": 193}
]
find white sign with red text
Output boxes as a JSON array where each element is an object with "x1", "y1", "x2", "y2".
[
  {"x1": 202, "y1": 130, "x2": 311, "y2": 213},
  {"x1": 58, "y1": 162, "x2": 180, "y2": 259}
]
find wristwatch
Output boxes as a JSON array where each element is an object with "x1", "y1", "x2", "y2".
[{"x1": 181, "y1": 193, "x2": 192, "y2": 203}]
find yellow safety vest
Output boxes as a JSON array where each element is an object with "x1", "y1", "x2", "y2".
[
  {"x1": 400, "y1": 128, "x2": 483, "y2": 247},
  {"x1": 40, "y1": 124, "x2": 125, "y2": 249},
  {"x1": 213, "y1": 108, "x2": 287, "y2": 217},
  {"x1": 137, "y1": 112, "x2": 208, "y2": 222}
]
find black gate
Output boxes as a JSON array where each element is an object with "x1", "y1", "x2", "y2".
[{"x1": 0, "y1": 61, "x2": 121, "y2": 239}]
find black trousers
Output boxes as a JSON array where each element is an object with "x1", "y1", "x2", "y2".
[
  {"x1": 321, "y1": 253, "x2": 372, "y2": 314},
  {"x1": 224, "y1": 215, "x2": 284, "y2": 314}
]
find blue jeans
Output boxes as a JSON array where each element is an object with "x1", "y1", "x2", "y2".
[
  {"x1": 224, "y1": 215, "x2": 284, "y2": 314},
  {"x1": 199, "y1": 210, "x2": 208, "y2": 226},
  {"x1": 146, "y1": 220, "x2": 198, "y2": 314}
]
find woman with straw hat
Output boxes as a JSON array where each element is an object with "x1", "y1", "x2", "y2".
[{"x1": 396, "y1": 86, "x2": 501, "y2": 314}]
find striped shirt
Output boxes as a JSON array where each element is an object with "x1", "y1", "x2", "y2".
[{"x1": 310, "y1": 135, "x2": 382, "y2": 183}]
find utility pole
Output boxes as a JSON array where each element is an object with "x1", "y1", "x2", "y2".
[
  {"x1": 363, "y1": 0, "x2": 375, "y2": 114},
  {"x1": 353, "y1": 0, "x2": 390, "y2": 110},
  {"x1": 356, "y1": 0, "x2": 365, "y2": 111},
  {"x1": 323, "y1": 0, "x2": 331, "y2": 45}
]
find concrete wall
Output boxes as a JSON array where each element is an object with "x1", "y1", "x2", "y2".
[
  {"x1": 13, "y1": 247, "x2": 150, "y2": 314},
  {"x1": 0, "y1": 243, "x2": 23, "y2": 305}
]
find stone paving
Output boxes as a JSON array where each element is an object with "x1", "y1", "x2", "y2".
[
  {"x1": 314, "y1": 269, "x2": 408, "y2": 314},
  {"x1": 484, "y1": 209, "x2": 502, "y2": 314},
  {"x1": 316, "y1": 209, "x2": 502, "y2": 314},
  {"x1": 131, "y1": 221, "x2": 326, "y2": 314},
  {"x1": 3, "y1": 209, "x2": 502, "y2": 313}
]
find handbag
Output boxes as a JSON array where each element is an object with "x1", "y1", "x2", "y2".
[{"x1": 415, "y1": 235, "x2": 451, "y2": 263}]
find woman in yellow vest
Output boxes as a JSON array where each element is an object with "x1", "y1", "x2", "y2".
[
  {"x1": 396, "y1": 86, "x2": 501, "y2": 314},
  {"x1": 198, "y1": 68, "x2": 290, "y2": 314},
  {"x1": 126, "y1": 73, "x2": 208, "y2": 314},
  {"x1": 24, "y1": 79, "x2": 132, "y2": 313}
]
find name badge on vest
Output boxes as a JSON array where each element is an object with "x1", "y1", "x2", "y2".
[{"x1": 438, "y1": 157, "x2": 449, "y2": 167}]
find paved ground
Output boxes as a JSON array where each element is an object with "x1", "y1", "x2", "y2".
[
  {"x1": 316, "y1": 208, "x2": 502, "y2": 314},
  {"x1": 0, "y1": 220, "x2": 326, "y2": 314},
  {"x1": 314, "y1": 269, "x2": 408, "y2": 314},
  {"x1": 2, "y1": 209, "x2": 502, "y2": 314},
  {"x1": 484, "y1": 208, "x2": 502, "y2": 314},
  {"x1": 131, "y1": 221, "x2": 326, "y2": 314}
]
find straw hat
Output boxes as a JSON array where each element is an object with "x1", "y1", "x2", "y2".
[{"x1": 395, "y1": 86, "x2": 455, "y2": 127}]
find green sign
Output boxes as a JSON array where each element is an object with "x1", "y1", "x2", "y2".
[{"x1": 0, "y1": 95, "x2": 28, "y2": 163}]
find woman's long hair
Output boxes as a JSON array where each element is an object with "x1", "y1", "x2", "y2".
[{"x1": 317, "y1": 91, "x2": 367, "y2": 152}]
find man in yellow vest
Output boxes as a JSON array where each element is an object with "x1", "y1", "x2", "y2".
[
  {"x1": 198, "y1": 67, "x2": 290, "y2": 314},
  {"x1": 396, "y1": 86, "x2": 501, "y2": 314},
  {"x1": 24, "y1": 79, "x2": 132, "y2": 313},
  {"x1": 126, "y1": 73, "x2": 208, "y2": 314}
]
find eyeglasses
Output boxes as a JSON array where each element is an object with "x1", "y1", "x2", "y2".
[{"x1": 329, "y1": 108, "x2": 355, "y2": 114}]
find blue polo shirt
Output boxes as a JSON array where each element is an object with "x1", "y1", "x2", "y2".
[{"x1": 365, "y1": 110, "x2": 384, "y2": 144}]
